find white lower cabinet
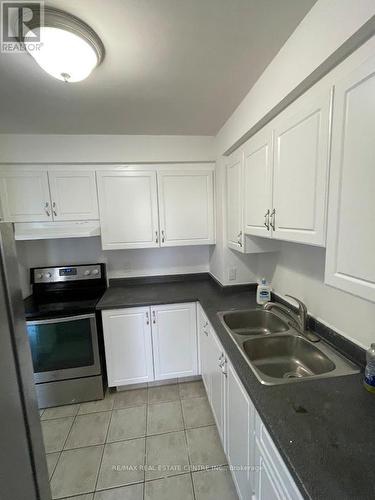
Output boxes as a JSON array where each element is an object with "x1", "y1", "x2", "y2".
[
  {"x1": 197, "y1": 304, "x2": 211, "y2": 394},
  {"x1": 102, "y1": 302, "x2": 197, "y2": 387},
  {"x1": 151, "y1": 303, "x2": 197, "y2": 380},
  {"x1": 197, "y1": 306, "x2": 303, "y2": 500},
  {"x1": 101, "y1": 307, "x2": 154, "y2": 386},
  {"x1": 226, "y1": 360, "x2": 254, "y2": 500}
]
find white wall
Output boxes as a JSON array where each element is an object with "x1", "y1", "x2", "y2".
[
  {"x1": 216, "y1": 0, "x2": 375, "y2": 155},
  {"x1": 16, "y1": 237, "x2": 210, "y2": 297},
  {"x1": 257, "y1": 243, "x2": 374, "y2": 349},
  {"x1": 0, "y1": 134, "x2": 215, "y2": 163}
]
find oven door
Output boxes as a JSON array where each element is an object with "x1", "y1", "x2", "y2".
[{"x1": 27, "y1": 314, "x2": 101, "y2": 383}]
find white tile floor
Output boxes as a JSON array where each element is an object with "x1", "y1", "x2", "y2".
[{"x1": 40, "y1": 380, "x2": 239, "y2": 500}]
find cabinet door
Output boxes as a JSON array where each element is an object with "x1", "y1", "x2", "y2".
[
  {"x1": 325, "y1": 56, "x2": 375, "y2": 302},
  {"x1": 272, "y1": 86, "x2": 331, "y2": 246},
  {"x1": 207, "y1": 329, "x2": 226, "y2": 444},
  {"x1": 0, "y1": 170, "x2": 51, "y2": 222},
  {"x1": 197, "y1": 305, "x2": 211, "y2": 396},
  {"x1": 243, "y1": 127, "x2": 273, "y2": 238},
  {"x1": 157, "y1": 170, "x2": 215, "y2": 246},
  {"x1": 48, "y1": 170, "x2": 99, "y2": 221},
  {"x1": 101, "y1": 307, "x2": 154, "y2": 387},
  {"x1": 97, "y1": 171, "x2": 159, "y2": 250},
  {"x1": 254, "y1": 442, "x2": 282, "y2": 500},
  {"x1": 151, "y1": 303, "x2": 197, "y2": 380},
  {"x1": 226, "y1": 361, "x2": 254, "y2": 500},
  {"x1": 226, "y1": 151, "x2": 244, "y2": 250}
]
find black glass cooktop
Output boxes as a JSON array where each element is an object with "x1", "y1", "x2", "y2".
[{"x1": 24, "y1": 293, "x2": 104, "y2": 320}]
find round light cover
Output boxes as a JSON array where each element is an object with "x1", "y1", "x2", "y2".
[{"x1": 21, "y1": 7, "x2": 104, "y2": 83}]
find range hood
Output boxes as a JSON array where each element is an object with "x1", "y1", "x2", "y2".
[{"x1": 14, "y1": 221, "x2": 101, "y2": 240}]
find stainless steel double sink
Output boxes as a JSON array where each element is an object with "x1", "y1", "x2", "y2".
[{"x1": 218, "y1": 309, "x2": 359, "y2": 385}]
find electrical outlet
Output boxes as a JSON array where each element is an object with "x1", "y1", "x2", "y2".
[{"x1": 228, "y1": 267, "x2": 237, "y2": 281}]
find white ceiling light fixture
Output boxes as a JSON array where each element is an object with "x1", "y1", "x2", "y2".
[{"x1": 20, "y1": 7, "x2": 104, "y2": 83}]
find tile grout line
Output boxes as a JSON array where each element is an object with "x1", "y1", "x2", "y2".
[
  {"x1": 92, "y1": 392, "x2": 115, "y2": 495},
  {"x1": 179, "y1": 391, "x2": 197, "y2": 499},
  {"x1": 143, "y1": 387, "x2": 149, "y2": 500},
  {"x1": 47, "y1": 407, "x2": 78, "y2": 493}
]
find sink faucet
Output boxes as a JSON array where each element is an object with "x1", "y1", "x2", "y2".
[{"x1": 263, "y1": 295, "x2": 320, "y2": 342}]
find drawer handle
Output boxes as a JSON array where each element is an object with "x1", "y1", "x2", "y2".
[
  {"x1": 146, "y1": 311, "x2": 150, "y2": 325},
  {"x1": 270, "y1": 209, "x2": 276, "y2": 231},
  {"x1": 152, "y1": 310, "x2": 156, "y2": 324},
  {"x1": 237, "y1": 231, "x2": 243, "y2": 247},
  {"x1": 44, "y1": 202, "x2": 51, "y2": 217},
  {"x1": 264, "y1": 209, "x2": 270, "y2": 230}
]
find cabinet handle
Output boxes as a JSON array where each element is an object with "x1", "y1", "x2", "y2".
[
  {"x1": 152, "y1": 310, "x2": 156, "y2": 324},
  {"x1": 237, "y1": 231, "x2": 242, "y2": 247},
  {"x1": 270, "y1": 208, "x2": 276, "y2": 231},
  {"x1": 221, "y1": 357, "x2": 227, "y2": 376},
  {"x1": 155, "y1": 231, "x2": 159, "y2": 244},
  {"x1": 146, "y1": 311, "x2": 150, "y2": 325},
  {"x1": 203, "y1": 321, "x2": 208, "y2": 328},
  {"x1": 203, "y1": 329, "x2": 209, "y2": 337},
  {"x1": 44, "y1": 202, "x2": 51, "y2": 217},
  {"x1": 161, "y1": 230, "x2": 165, "y2": 243},
  {"x1": 264, "y1": 209, "x2": 270, "y2": 230},
  {"x1": 52, "y1": 201, "x2": 57, "y2": 217}
]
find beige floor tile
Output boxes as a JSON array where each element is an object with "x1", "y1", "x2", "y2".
[
  {"x1": 179, "y1": 381, "x2": 206, "y2": 399},
  {"x1": 145, "y1": 473, "x2": 194, "y2": 500},
  {"x1": 192, "y1": 467, "x2": 238, "y2": 500},
  {"x1": 107, "y1": 406, "x2": 146, "y2": 443},
  {"x1": 41, "y1": 404, "x2": 80, "y2": 420},
  {"x1": 41, "y1": 417, "x2": 74, "y2": 453},
  {"x1": 186, "y1": 426, "x2": 227, "y2": 467},
  {"x1": 78, "y1": 393, "x2": 115, "y2": 415},
  {"x1": 96, "y1": 438, "x2": 145, "y2": 490},
  {"x1": 145, "y1": 431, "x2": 189, "y2": 481},
  {"x1": 181, "y1": 397, "x2": 214, "y2": 428},
  {"x1": 148, "y1": 384, "x2": 179, "y2": 404},
  {"x1": 93, "y1": 483, "x2": 143, "y2": 499},
  {"x1": 50, "y1": 445, "x2": 103, "y2": 499},
  {"x1": 147, "y1": 401, "x2": 184, "y2": 435},
  {"x1": 114, "y1": 388, "x2": 148, "y2": 409},
  {"x1": 65, "y1": 412, "x2": 111, "y2": 449}
]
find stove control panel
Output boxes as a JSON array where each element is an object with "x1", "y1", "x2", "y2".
[{"x1": 32, "y1": 265, "x2": 102, "y2": 283}]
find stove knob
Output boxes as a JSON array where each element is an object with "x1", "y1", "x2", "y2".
[
  {"x1": 36, "y1": 273, "x2": 43, "y2": 279},
  {"x1": 84, "y1": 270, "x2": 91, "y2": 276},
  {"x1": 91, "y1": 269, "x2": 99, "y2": 275},
  {"x1": 45, "y1": 272, "x2": 52, "y2": 278}
]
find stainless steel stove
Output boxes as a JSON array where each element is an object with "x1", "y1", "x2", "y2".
[{"x1": 24, "y1": 263, "x2": 107, "y2": 408}]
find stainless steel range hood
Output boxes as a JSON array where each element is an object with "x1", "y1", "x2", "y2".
[{"x1": 14, "y1": 221, "x2": 101, "y2": 240}]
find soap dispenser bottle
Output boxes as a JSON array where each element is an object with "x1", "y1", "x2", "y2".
[
  {"x1": 256, "y1": 278, "x2": 271, "y2": 305},
  {"x1": 364, "y1": 343, "x2": 375, "y2": 393}
]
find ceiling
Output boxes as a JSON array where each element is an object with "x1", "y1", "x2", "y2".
[{"x1": 0, "y1": 0, "x2": 316, "y2": 135}]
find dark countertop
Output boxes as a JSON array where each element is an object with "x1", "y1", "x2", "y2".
[{"x1": 97, "y1": 276, "x2": 375, "y2": 500}]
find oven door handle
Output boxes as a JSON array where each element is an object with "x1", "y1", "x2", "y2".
[{"x1": 27, "y1": 313, "x2": 96, "y2": 325}]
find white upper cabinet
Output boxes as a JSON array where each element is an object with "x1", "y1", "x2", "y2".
[
  {"x1": 48, "y1": 170, "x2": 99, "y2": 221},
  {"x1": 97, "y1": 171, "x2": 160, "y2": 250},
  {"x1": 243, "y1": 127, "x2": 273, "y2": 238},
  {"x1": 226, "y1": 151, "x2": 244, "y2": 250},
  {"x1": 151, "y1": 302, "x2": 197, "y2": 380},
  {"x1": 0, "y1": 170, "x2": 51, "y2": 222},
  {"x1": 157, "y1": 170, "x2": 215, "y2": 246},
  {"x1": 325, "y1": 56, "x2": 375, "y2": 302},
  {"x1": 272, "y1": 85, "x2": 332, "y2": 246}
]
